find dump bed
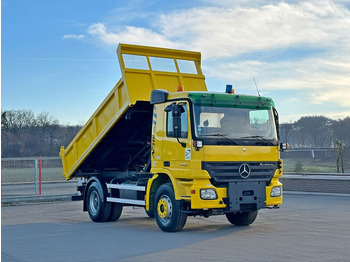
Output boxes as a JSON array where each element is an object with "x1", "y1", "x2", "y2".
[{"x1": 60, "y1": 44, "x2": 207, "y2": 180}]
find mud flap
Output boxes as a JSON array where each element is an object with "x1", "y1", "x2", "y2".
[{"x1": 228, "y1": 182, "x2": 266, "y2": 211}]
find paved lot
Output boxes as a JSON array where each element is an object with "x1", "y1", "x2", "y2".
[{"x1": 2, "y1": 194, "x2": 350, "y2": 262}]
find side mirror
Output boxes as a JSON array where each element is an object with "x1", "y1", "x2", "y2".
[
  {"x1": 273, "y1": 108, "x2": 280, "y2": 140},
  {"x1": 164, "y1": 103, "x2": 175, "y2": 112},
  {"x1": 172, "y1": 105, "x2": 184, "y2": 138}
]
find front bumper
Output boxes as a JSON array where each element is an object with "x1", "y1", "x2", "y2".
[{"x1": 189, "y1": 179, "x2": 283, "y2": 210}]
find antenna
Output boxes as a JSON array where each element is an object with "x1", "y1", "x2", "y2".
[{"x1": 253, "y1": 77, "x2": 261, "y2": 97}]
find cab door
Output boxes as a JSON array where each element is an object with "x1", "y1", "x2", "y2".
[{"x1": 162, "y1": 101, "x2": 192, "y2": 177}]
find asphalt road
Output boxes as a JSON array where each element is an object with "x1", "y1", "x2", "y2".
[{"x1": 2, "y1": 194, "x2": 350, "y2": 262}]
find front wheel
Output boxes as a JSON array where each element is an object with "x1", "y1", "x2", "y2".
[
  {"x1": 145, "y1": 207, "x2": 154, "y2": 218},
  {"x1": 226, "y1": 210, "x2": 258, "y2": 226},
  {"x1": 154, "y1": 184, "x2": 187, "y2": 232}
]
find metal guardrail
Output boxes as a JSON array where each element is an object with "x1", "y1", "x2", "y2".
[
  {"x1": 2, "y1": 157, "x2": 60, "y2": 161},
  {"x1": 283, "y1": 172, "x2": 350, "y2": 181},
  {"x1": 284, "y1": 172, "x2": 350, "y2": 176}
]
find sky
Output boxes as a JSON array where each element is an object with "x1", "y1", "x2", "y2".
[{"x1": 2, "y1": 0, "x2": 350, "y2": 124}]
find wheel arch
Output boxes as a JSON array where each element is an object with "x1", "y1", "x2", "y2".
[{"x1": 146, "y1": 171, "x2": 178, "y2": 213}]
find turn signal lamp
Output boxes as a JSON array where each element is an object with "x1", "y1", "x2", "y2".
[
  {"x1": 280, "y1": 143, "x2": 289, "y2": 151},
  {"x1": 193, "y1": 140, "x2": 203, "y2": 151},
  {"x1": 177, "y1": 84, "x2": 184, "y2": 92}
]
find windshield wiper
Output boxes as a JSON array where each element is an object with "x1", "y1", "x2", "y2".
[
  {"x1": 240, "y1": 135, "x2": 276, "y2": 146},
  {"x1": 201, "y1": 134, "x2": 238, "y2": 145}
]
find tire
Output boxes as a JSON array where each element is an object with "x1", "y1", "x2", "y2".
[
  {"x1": 86, "y1": 182, "x2": 112, "y2": 222},
  {"x1": 108, "y1": 203, "x2": 123, "y2": 221},
  {"x1": 145, "y1": 207, "x2": 154, "y2": 218},
  {"x1": 154, "y1": 183, "x2": 187, "y2": 232},
  {"x1": 226, "y1": 210, "x2": 258, "y2": 226}
]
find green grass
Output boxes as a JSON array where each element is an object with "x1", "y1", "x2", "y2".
[
  {"x1": 283, "y1": 159, "x2": 339, "y2": 173},
  {"x1": 2, "y1": 167, "x2": 67, "y2": 183}
]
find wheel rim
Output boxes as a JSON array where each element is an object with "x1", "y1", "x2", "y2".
[
  {"x1": 89, "y1": 190, "x2": 100, "y2": 215},
  {"x1": 157, "y1": 195, "x2": 172, "y2": 224}
]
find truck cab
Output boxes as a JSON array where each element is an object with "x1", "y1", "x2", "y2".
[{"x1": 146, "y1": 89, "x2": 282, "y2": 231}]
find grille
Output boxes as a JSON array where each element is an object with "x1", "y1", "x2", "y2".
[{"x1": 202, "y1": 161, "x2": 278, "y2": 183}]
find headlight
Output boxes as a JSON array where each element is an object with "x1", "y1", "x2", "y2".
[
  {"x1": 270, "y1": 186, "x2": 282, "y2": 197},
  {"x1": 200, "y1": 189, "x2": 217, "y2": 200}
]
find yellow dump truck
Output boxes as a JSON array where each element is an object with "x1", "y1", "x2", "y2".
[{"x1": 60, "y1": 44, "x2": 284, "y2": 232}]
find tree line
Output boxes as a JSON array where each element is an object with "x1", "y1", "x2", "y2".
[
  {"x1": 279, "y1": 116, "x2": 350, "y2": 148},
  {"x1": 1, "y1": 109, "x2": 81, "y2": 158},
  {"x1": 1, "y1": 109, "x2": 349, "y2": 158}
]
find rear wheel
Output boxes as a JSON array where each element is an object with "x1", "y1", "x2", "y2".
[
  {"x1": 226, "y1": 210, "x2": 258, "y2": 226},
  {"x1": 154, "y1": 184, "x2": 187, "y2": 232},
  {"x1": 87, "y1": 182, "x2": 112, "y2": 222},
  {"x1": 108, "y1": 203, "x2": 123, "y2": 221}
]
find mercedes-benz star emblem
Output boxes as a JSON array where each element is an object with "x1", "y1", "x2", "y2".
[{"x1": 238, "y1": 163, "x2": 251, "y2": 179}]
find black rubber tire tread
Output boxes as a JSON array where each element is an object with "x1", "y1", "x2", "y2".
[
  {"x1": 145, "y1": 208, "x2": 155, "y2": 218},
  {"x1": 226, "y1": 210, "x2": 258, "y2": 226},
  {"x1": 154, "y1": 183, "x2": 187, "y2": 232},
  {"x1": 108, "y1": 203, "x2": 123, "y2": 221},
  {"x1": 87, "y1": 182, "x2": 112, "y2": 222}
]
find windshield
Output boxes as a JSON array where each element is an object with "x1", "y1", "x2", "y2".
[{"x1": 193, "y1": 104, "x2": 278, "y2": 146}]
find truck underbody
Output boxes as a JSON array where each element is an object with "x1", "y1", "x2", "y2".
[{"x1": 77, "y1": 101, "x2": 153, "y2": 177}]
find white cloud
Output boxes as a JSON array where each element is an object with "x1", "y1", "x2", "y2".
[
  {"x1": 154, "y1": 1, "x2": 349, "y2": 58},
  {"x1": 67, "y1": 0, "x2": 350, "y2": 119},
  {"x1": 62, "y1": 34, "x2": 85, "y2": 40},
  {"x1": 86, "y1": 23, "x2": 176, "y2": 47},
  {"x1": 82, "y1": 1, "x2": 350, "y2": 58},
  {"x1": 205, "y1": 54, "x2": 350, "y2": 108},
  {"x1": 81, "y1": 1, "x2": 350, "y2": 60},
  {"x1": 280, "y1": 108, "x2": 350, "y2": 123},
  {"x1": 323, "y1": 110, "x2": 350, "y2": 120}
]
